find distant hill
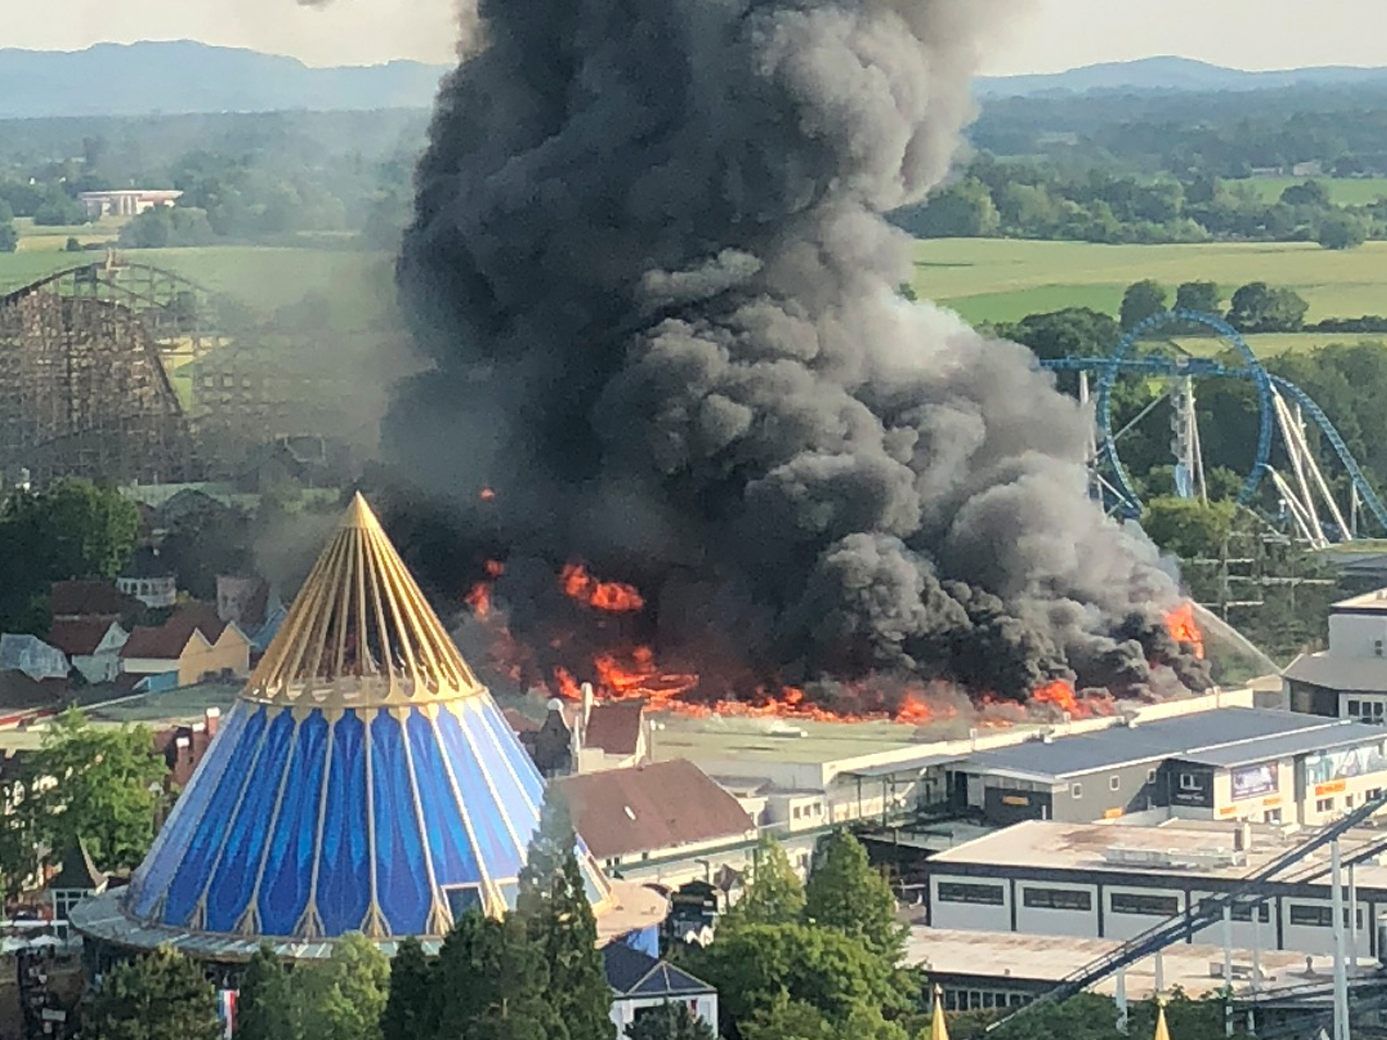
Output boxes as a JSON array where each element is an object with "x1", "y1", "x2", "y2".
[
  {"x1": 0, "y1": 41, "x2": 449, "y2": 118},
  {"x1": 978, "y1": 56, "x2": 1387, "y2": 98}
]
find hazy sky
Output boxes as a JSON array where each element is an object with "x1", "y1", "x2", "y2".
[{"x1": 7, "y1": 0, "x2": 1387, "y2": 75}]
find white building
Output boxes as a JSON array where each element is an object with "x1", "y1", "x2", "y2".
[
  {"x1": 1285, "y1": 589, "x2": 1387, "y2": 722},
  {"x1": 923, "y1": 818, "x2": 1387, "y2": 959},
  {"x1": 603, "y1": 944, "x2": 718, "y2": 1039},
  {"x1": 78, "y1": 189, "x2": 182, "y2": 218},
  {"x1": 46, "y1": 619, "x2": 128, "y2": 684}
]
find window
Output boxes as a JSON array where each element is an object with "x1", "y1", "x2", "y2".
[
  {"x1": 1071, "y1": 783, "x2": 1083, "y2": 799},
  {"x1": 1317, "y1": 797, "x2": 1335, "y2": 813},
  {"x1": 1370, "y1": 788, "x2": 1384, "y2": 803},
  {"x1": 1349, "y1": 699, "x2": 1362, "y2": 717},
  {"x1": 1110, "y1": 892, "x2": 1180, "y2": 916},
  {"x1": 1023, "y1": 887, "x2": 1093, "y2": 911},
  {"x1": 1230, "y1": 902, "x2": 1271, "y2": 923},
  {"x1": 1287, "y1": 905, "x2": 1363, "y2": 928},
  {"x1": 1147, "y1": 768, "x2": 1158, "y2": 783},
  {"x1": 793, "y1": 806, "x2": 802, "y2": 820},
  {"x1": 1179, "y1": 773, "x2": 1201, "y2": 791},
  {"x1": 1347, "y1": 794, "x2": 1356, "y2": 808},
  {"x1": 1109, "y1": 776, "x2": 1121, "y2": 792},
  {"x1": 937, "y1": 881, "x2": 1005, "y2": 906},
  {"x1": 1265, "y1": 809, "x2": 1283, "y2": 824}
]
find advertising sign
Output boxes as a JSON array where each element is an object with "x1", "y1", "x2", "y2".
[
  {"x1": 1231, "y1": 763, "x2": 1278, "y2": 801},
  {"x1": 1304, "y1": 744, "x2": 1387, "y2": 787}
]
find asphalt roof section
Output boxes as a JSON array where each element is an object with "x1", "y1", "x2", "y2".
[
  {"x1": 556, "y1": 758, "x2": 755, "y2": 859},
  {"x1": 584, "y1": 701, "x2": 644, "y2": 756},
  {"x1": 602, "y1": 943, "x2": 713, "y2": 996},
  {"x1": 47, "y1": 618, "x2": 122, "y2": 657},
  {"x1": 958, "y1": 707, "x2": 1372, "y2": 781},
  {"x1": 1283, "y1": 651, "x2": 1387, "y2": 693},
  {"x1": 1179, "y1": 720, "x2": 1387, "y2": 768}
]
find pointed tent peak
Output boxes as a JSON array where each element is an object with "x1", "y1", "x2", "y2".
[
  {"x1": 1153, "y1": 1000, "x2": 1171, "y2": 1040},
  {"x1": 50, "y1": 837, "x2": 107, "y2": 891},
  {"x1": 341, "y1": 491, "x2": 382, "y2": 531},
  {"x1": 242, "y1": 491, "x2": 486, "y2": 709},
  {"x1": 930, "y1": 985, "x2": 950, "y2": 1040}
]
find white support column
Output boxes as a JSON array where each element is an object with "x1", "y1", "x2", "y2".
[{"x1": 1331, "y1": 840, "x2": 1350, "y2": 1040}]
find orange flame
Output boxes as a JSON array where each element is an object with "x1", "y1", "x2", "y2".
[
  {"x1": 463, "y1": 583, "x2": 492, "y2": 618},
  {"x1": 479, "y1": 487, "x2": 497, "y2": 501},
  {"x1": 1032, "y1": 679, "x2": 1081, "y2": 716},
  {"x1": 1165, "y1": 601, "x2": 1205, "y2": 660},
  {"x1": 553, "y1": 666, "x2": 581, "y2": 700},
  {"x1": 560, "y1": 562, "x2": 646, "y2": 612}
]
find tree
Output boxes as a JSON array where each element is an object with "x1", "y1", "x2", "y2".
[
  {"x1": 233, "y1": 944, "x2": 294, "y2": 1040},
  {"x1": 624, "y1": 1003, "x2": 717, "y2": 1040},
  {"x1": 1119, "y1": 280, "x2": 1168, "y2": 331},
  {"x1": 1317, "y1": 213, "x2": 1368, "y2": 250},
  {"x1": 32, "y1": 189, "x2": 86, "y2": 227},
  {"x1": 896, "y1": 179, "x2": 999, "y2": 238},
  {"x1": 66, "y1": 235, "x2": 84, "y2": 252},
  {"x1": 996, "y1": 308, "x2": 1120, "y2": 362},
  {"x1": 433, "y1": 912, "x2": 557, "y2": 1040},
  {"x1": 1174, "y1": 281, "x2": 1221, "y2": 315},
  {"x1": 0, "y1": 760, "x2": 39, "y2": 899},
  {"x1": 516, "y1": 793, "x2": 611, "y2": 1040},
  {"x1": 381, "y1": 937, "x2": 434, "y2": 1040},
  {"x1": 0, "y1": 479, "x2": 140, "y2": 632},
  {"x1": 1141, "y1": 498, "x2": 1238, "y2": 560},
  {"x1": 803, "y1": 830, "x2": 906, "y2": 964},
  {"x1": 720, "y1": 837, "x2": 804, "y2": 928},
  {"x1": 297, "y1": 932, "x2": 390, "y2": 1040},
  {"x1": 84, "y1": 945, "x2": 222, "y2": 1040},
  {"x1": 0, "y1": 217, "x2": 16, "y2": 253},
  {"x1": 32, "y1": 709, "x2": 167, "y2": 871},
  {"x1": 1226, "y1": 282, "x2": 1309, "y2": 332},
  {"x1": 740, "y1": 998, "x2": 835, "y2": 1040},
  {"x1": 1280, "y1": 180, "x2": 1331, "y2": 208}
]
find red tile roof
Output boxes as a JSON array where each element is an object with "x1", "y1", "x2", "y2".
[
  {"x1": 119, "y1": 603, "x2": 231, "y2": 661},
  {"x1": 584, "y1": 701, "x2": 644, "y2": 756},
  {"x1": 556, "y1": 759, "x2": 754, "y2": 860},
  {"x1": 503, "y1": 708, "x2": 542, "y2": 734},
  {"x1": 49, "y1": 580, "x2": 136, "y2": 619},
  {"x1": 46, "y1": 618, "x2": 120, "y2": 657}
]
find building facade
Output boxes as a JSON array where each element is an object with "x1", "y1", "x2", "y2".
[{"x1": 1285, "y1": 590, "x2": 1387, "y2": 722}]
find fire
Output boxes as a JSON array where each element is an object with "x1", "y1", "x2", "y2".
[
  {"x1": 560, "y1": 562, "x2": 646, "y2": 612},
  {"x1": 1032, "y1": 679, "x2": 1080, "y2": 716},
  {"x1": 1165, "y1": 601, "x2": 1206, "y2": 660},
  {"x1": 479, "y1": 487, "x2": 497, "y2": 501},
  {"x1": 463, "y1": 559, "x2": 506, "y2": 619},
  {"x1": 553, "y1": 666, "x2": 580, "y2": 700},
  {"x1": 896, "y1": 694, "x2": 935, "y2": 725}
]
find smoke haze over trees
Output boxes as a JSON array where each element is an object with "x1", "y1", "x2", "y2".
[{"x1": 389, "y1": 0, "x2": 1206, "y2": 708}]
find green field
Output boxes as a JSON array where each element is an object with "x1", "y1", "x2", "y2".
[
  {"x1": 1172, "y1": 331, "x2": 1387, "y2": 358},
  {"x1": 918, "y1": 238, "x2": 1387, "y2": 327},
  {"x1": 1232, "y1": 177, "x2": 1387, "y2": 205},
  {"x1": 12, "y1": 216, "x2": 125, "y2": 253},
  {"x1": 0, "y1": 245, "x2": 396, "y2": 326}
]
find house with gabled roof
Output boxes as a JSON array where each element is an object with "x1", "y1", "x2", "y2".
[
  {"x1": 47, "y1": 618, "x2": 128, "y2": 684},
  {"x1": 602, "y1": 943, "x2": 718, "y2": 1038},
  {"x1": 119, "y1": 604, "x2": 250, "y2": 688}
]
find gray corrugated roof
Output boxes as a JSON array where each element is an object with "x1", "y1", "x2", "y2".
[
  {"x1": 1179, "y1": 720, "x2": 1387, "y2": 768},
  {"x1": 959, "y1": 708, "x2": 1367, "y2": 781},
  {"x1": 1283, "y1": 652, "x2": 1387, "y2": 694}
]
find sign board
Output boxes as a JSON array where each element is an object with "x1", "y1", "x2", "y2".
[
  {"x1": 1231, "y1": 763, "x2": 1278, "y2": 801},
  {"x1": 1305, "y1": 744, "x2": 1387, "y2": 787}
]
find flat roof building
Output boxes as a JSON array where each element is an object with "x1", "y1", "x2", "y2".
[{"x1": 1285, "y1": 588, "x2": 1387, "y2": 724}]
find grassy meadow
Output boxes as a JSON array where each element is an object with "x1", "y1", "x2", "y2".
[
  {"x1": 1231, "y1": 177, "x2": 1387, "y2": 206},
  {"x1": 917, "y1": 239, "x2": 1387, "y2": 333}
]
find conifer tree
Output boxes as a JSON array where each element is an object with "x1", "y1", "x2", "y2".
[
  {"x1": 516, "y1": 793, "x2": 611, "y2": 1040},
  {"x1": 719, "y1": 837, "x2": 804, "y2": 929},
  {"x1": 381, "y1": 936, "x2": 435, "y2": 1040},
  {"x1": 803, "y1": 829, "x2": 906, "y2": 964},
  {"x1": 233, "y1": 944, "x2": 293, "y2": 1040},
  {"x1": 85, "y1": 945, "x2": 222, "y2": 1040},
  {"x1": 432, "y1": 911, "x2": 557, "y2": 1040}
]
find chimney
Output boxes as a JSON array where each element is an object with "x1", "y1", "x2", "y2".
[
  {"x1": 204, "y1": 706, "x2": 220, "y2": 738},
  {"x1": 581, "y1": 681, "x2": 595, "y2": 728},
  {"x1": 1234, "y1": 821, "x2": 1253, "y2": 853}
]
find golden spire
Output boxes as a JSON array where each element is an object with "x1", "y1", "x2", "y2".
[
  {"x1": 242, "y1": 492, "x2": 485, "y2": 709},
  {"x1": 1153, "y1": 998, "x2": 1172, "y2": 1040},
  {"x1": 930, "y1": 986, "x2": 950, "y2": 1040}
]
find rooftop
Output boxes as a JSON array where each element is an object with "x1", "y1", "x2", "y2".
[
  {"x1": 50, "y1": 580, "x2": 137, "y2": 620},
  {"x1": 908, "y1": 926, "x2": 1334, "y2": 999},
  {"x1": 602, "y1": 943, "x2": 714, "y2": 997},
  {"x1": 1334, "y1": 589, "x2": 1387, "y2": 613},
  {"x1": 930, "y1": 818, "x2": 1387, "y2": 889},
  {"x1": 584, "y1": 701, "x2": 644, "y2": 756},
  {"x1": 1283, "y1": 652, "x2": 1387, "y2": 694},
  {"x1": 958, "y1": 708, "x2": 1374, "y2": 781},
  {"x1": 556, "y1": 759, "x2": 756, "y2": 859},
  {"x1": 47, "y1": 618, "x2": 122, "y2": 658}
]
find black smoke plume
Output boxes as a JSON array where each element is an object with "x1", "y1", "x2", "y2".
[{"x1": 389, "y1": 0, "x2": 1209, "y2": 707}]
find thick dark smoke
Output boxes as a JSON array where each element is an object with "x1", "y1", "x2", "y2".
[{"x1": 389, "y1": 0, "x2": 1209, "y2": 705}]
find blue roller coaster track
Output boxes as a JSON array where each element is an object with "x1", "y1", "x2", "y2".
[{"x1": 1039, "y1": 308, "x2": 1387, "y2": 537}]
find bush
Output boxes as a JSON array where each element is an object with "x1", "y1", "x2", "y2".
[
  {"x1": 0, "y1": 221, "x2": 16, "y2": 254},
  {"x1": 1318, "y1": 213, "x2": 1368, "y2": 250}
]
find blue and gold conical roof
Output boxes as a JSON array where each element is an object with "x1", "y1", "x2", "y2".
[{"x1": 124, "y1": 494, "x2": 611, "y2": 941}]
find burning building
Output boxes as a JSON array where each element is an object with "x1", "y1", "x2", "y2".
[
  {"x1": 385, "y1": 0, "x2": 1208, "y2": 718},
  {"x1": 70, "y1": 495, "x2": 664, "y2": 965}
]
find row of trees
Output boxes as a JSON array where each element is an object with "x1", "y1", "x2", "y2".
[
  {"x1": 0, "y1": 710, "x2": 167, "y2": 898},
  {"x1": 1114, "y1": 279, "x2": 1313, "y2": 334},
  {"x1": 897, "y1": 156, "x2": 1378, "y2": 248}
]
